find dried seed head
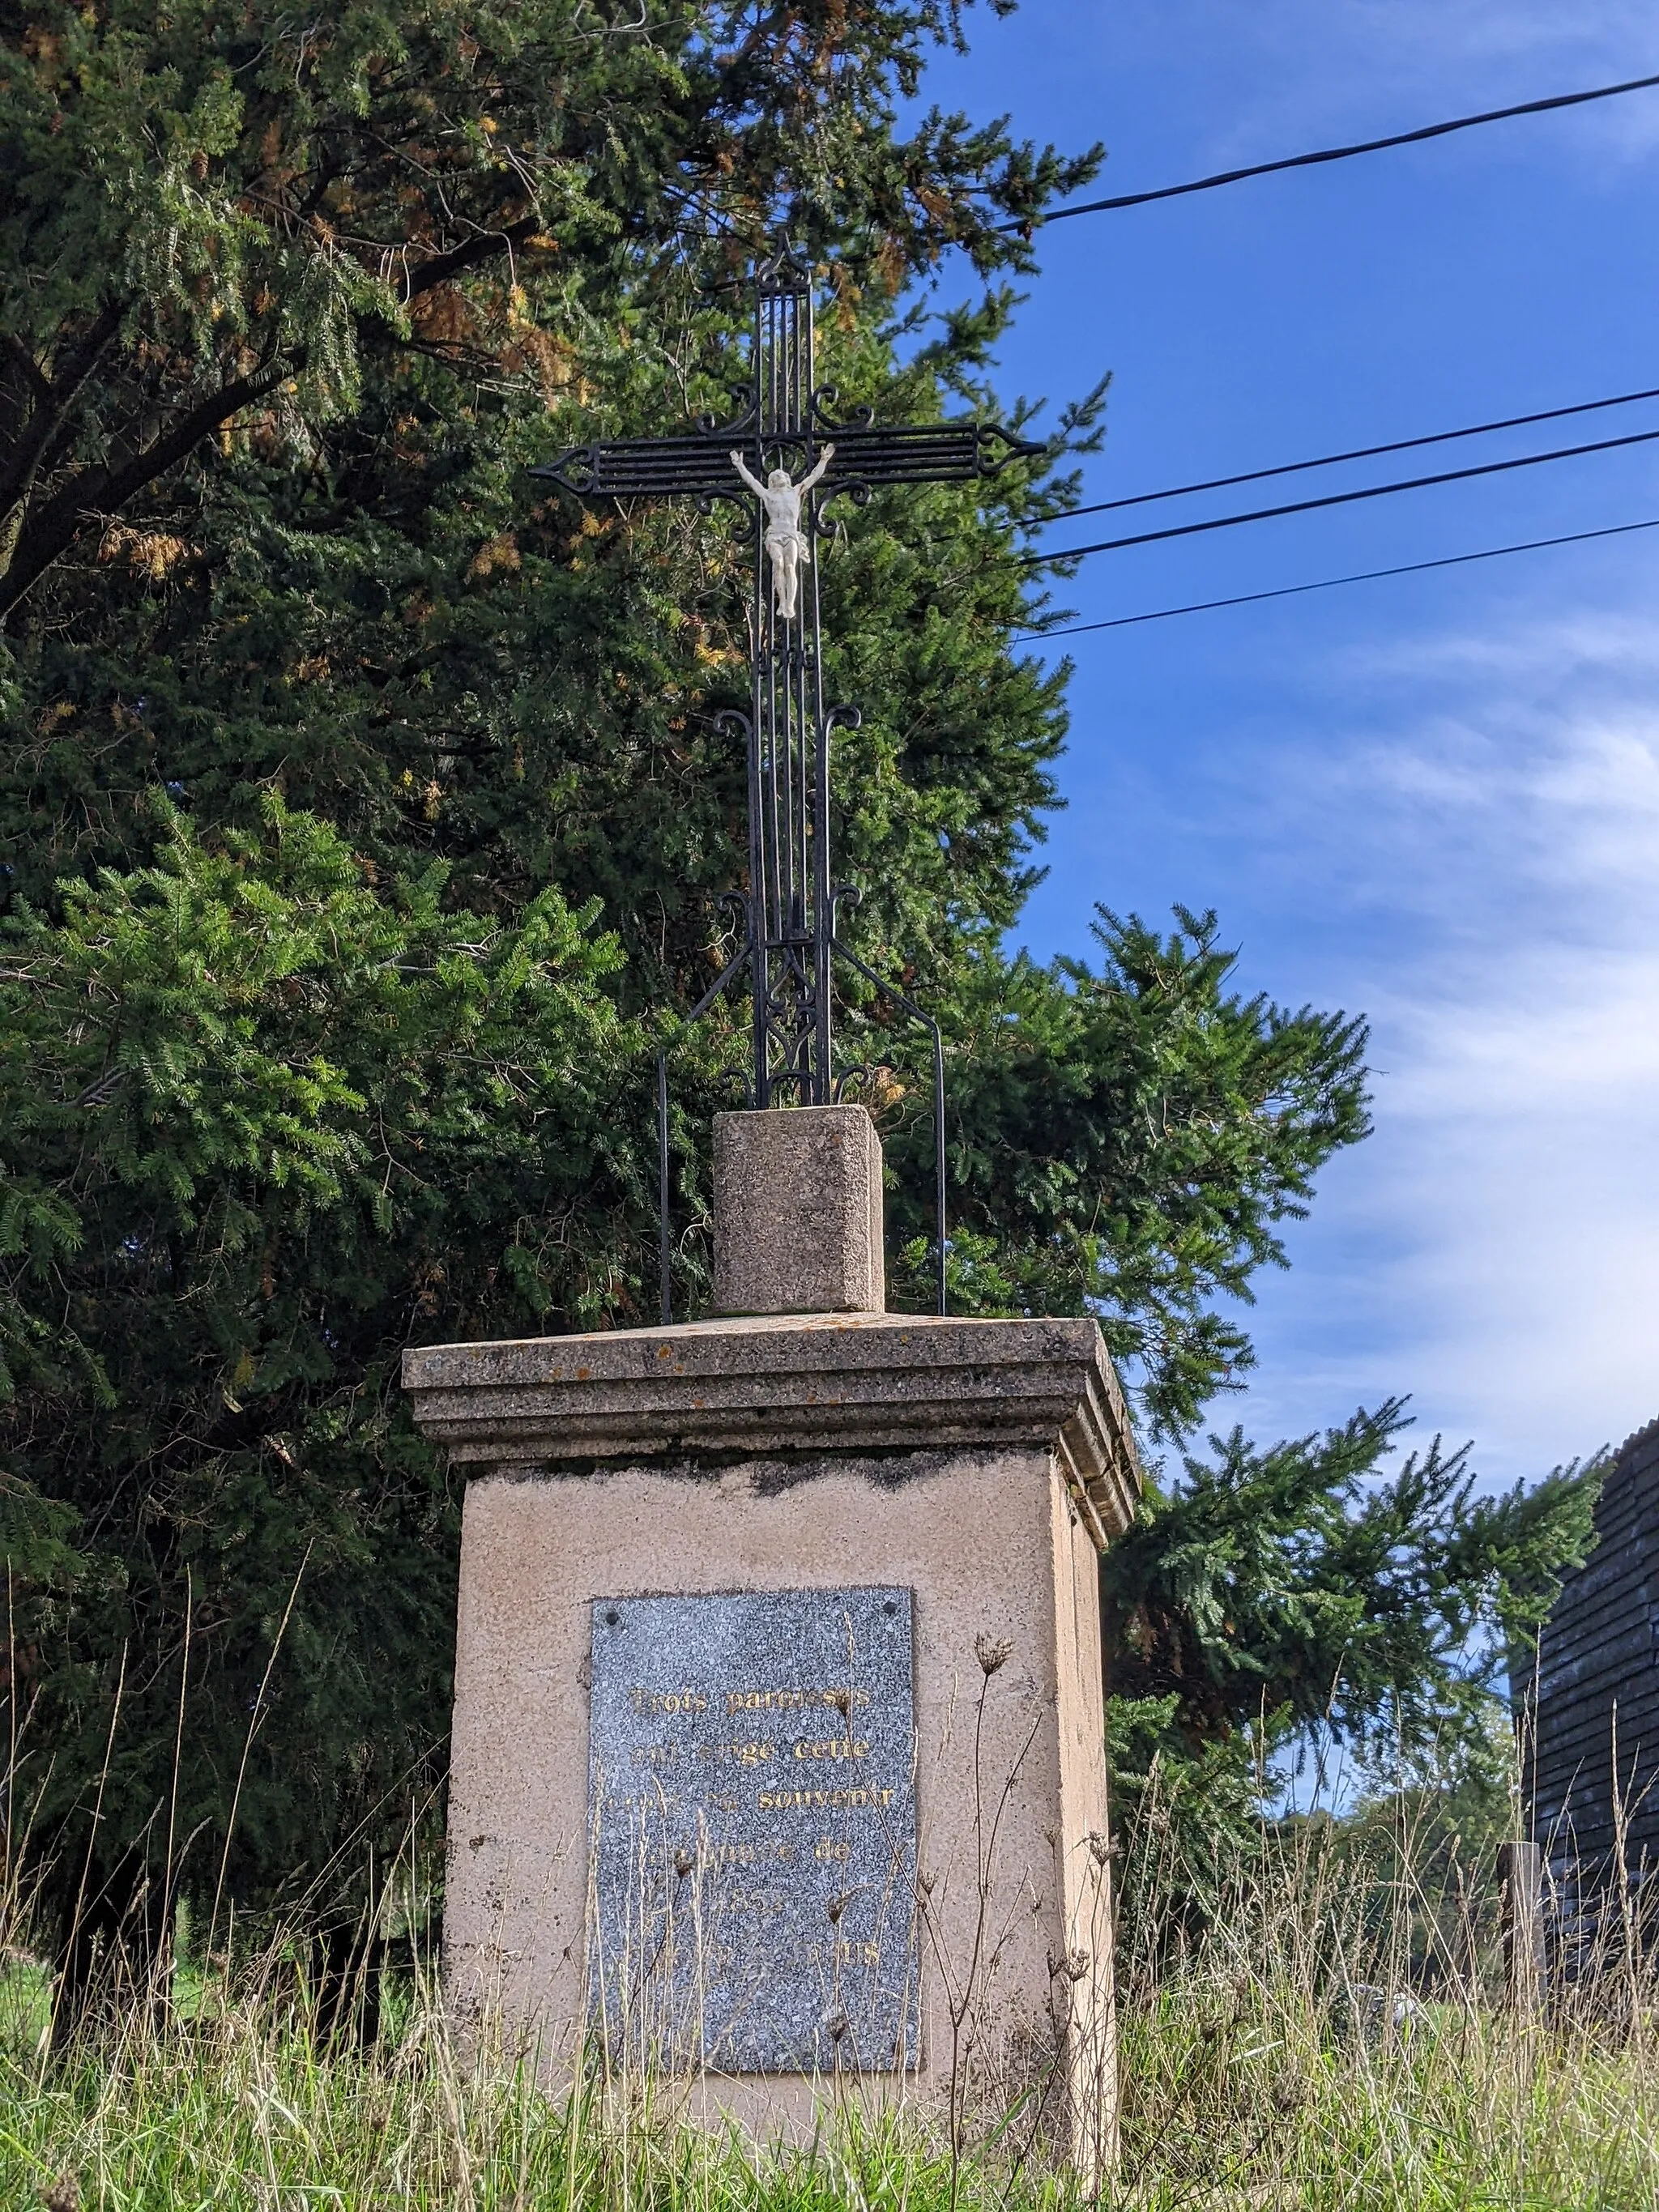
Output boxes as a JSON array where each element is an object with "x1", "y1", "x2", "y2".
[
  {"x1": 673, "y1": 1847, "x2": 695, "y2": 1880},
  {"x1": 918, "y1": 1869, "x2": 936, "y2": 1896},
  {"x1": 974, "y1": 1634, "x2": 1013, "y2": 1676},
  {"x1": 825, "y1": 2007, "x2": 849, "y2": 2044},
  {"x1": 40, "y1": 2181, "x2": 80, "y2": 2212},
  {"x1": 1088, "y1": 1831, "x2": 1113, "y2": 1867},
  {"x1": 1048, "y1": 1946, "x2": 1090, "y2": 1982},
  {"x1": 826, "y1": 1892, "x2": 848, "y2": 1924},
  {"x1": 828, "y1": 1687, "x2": 851, "y2": 1715}
]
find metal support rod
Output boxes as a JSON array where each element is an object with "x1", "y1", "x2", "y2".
[
  {"x1": 657, "y1": 1051, "x2": 672, "y2": 1327},
  {"x1": 653, "y1": 918, "x2": 946, "y2": 1321},
  {"x1": 831, "y1": 936, "x2": 948, "y2": 1318},
  {"x1": 1498, "y1": 1838, "x2": 1545, "y2": 2011},
  {"x1": 932, "y1": 1022, "x2": 947, "y2": 1318}
]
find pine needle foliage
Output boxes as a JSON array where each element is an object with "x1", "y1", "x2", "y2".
[
  {"x1": 0, "y1": 0, "x2": 1601, "y2": 1975},
  {"x1": 2, "y1": 795, "x2": 631, "y2": 1923},
  {"x1": 1101, "y1": 1409, "x2": 1601, "y2": 1899},
  {"x1": 0, "y1": 0, "x2": 1097, "y2": 618}
]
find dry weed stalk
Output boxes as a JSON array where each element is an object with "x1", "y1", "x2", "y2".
[{"x1": 0, "y1": 1635, "x2": 1655, "y2": 2206}]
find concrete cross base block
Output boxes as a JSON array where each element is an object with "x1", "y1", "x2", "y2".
[
  {"x1": 712, "y1": 1105, "x2": 885, "y2": 1316},
  {"x1": 404, "y1": 1310, "x2": 1142, "y2": 2178}
]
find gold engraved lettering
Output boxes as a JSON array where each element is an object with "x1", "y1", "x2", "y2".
[
  {"x1": 725, "y1": 1686, "x2": 872, "y2": 1716},
  {"x1": 629, "y1": 1686, "x2": 709, "y2": 1716},
  {"x1": 757, "y1": 1785, "x2": 898, "y2": 1812},
  {"x1": 722, "y1": 1887, "x2": 785, "y2": 1916},
  {"x1": 791, "y1": 1737, "x2": 870, "y2": 1762},
  {"x1": 702, "y1": 1838, "x2": 795, "y2": 1868}
]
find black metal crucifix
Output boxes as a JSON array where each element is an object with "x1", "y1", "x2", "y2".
[{"x1": 530, "y1": 241, "x2": 1043, "y2": 1316}]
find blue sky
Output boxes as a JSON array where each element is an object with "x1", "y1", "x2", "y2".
[{"x1": 915, "y1": 2, "x2": 1659, "y2": 1485}]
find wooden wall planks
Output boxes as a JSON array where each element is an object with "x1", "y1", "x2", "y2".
[{"x1": 1524, "y1": 1417, "x2": 1659, "y2": 1888}]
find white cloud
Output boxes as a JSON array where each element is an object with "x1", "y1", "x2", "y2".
[
  {"x1": 966, "y1": 0, "x2": 1659, "y2": 1483},
  {"x1": 1120, "y1": 0, "x2": 1659, "y2": 168},
  {"x1": 1218, "y1": 600, "x2": 1659, "y2": 1485}
]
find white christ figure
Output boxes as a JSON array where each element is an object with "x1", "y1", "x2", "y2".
[{"x1": 729, "y1": 443, "x2": 834, "y2": 620}]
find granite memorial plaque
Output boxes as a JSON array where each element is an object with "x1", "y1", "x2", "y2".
[{"x1": 587, "y1": 1586, "x2": 919, "y2": 2074}]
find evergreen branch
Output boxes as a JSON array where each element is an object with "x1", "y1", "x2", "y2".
[
  {"x1": 0, "y1": 300, "x2": 128, "y2": 547},
  {"x1": 2, "y1": 333, "x2": 53, "y2": 413},
  {"x1": 0, "y1": 351, "x2": 302, "y2": 624},
  {"x1": 404, "y1": 217, "x2": 542, "y2": 299},
  {"x1": 0, "y1": 303, "x2": 126, "y2": 503}
]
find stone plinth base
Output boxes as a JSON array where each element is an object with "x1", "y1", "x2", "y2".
[
  {"x1": 404, "y1": 1312, "x2": 1141, "y2": 2171},
  {"x1": 712, "y1": 1105, "x2": 885, "y2": 1316}
]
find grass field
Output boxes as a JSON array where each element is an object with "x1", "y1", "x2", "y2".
[{"x1": 2, "y1": 1811, "x2": 1654, "y2": 2211}]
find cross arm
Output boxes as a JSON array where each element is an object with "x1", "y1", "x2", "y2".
[
  {"x1": 529, "y1": 417, "x2": 1047, "y2": 505},
  {"x1": 818, "y1": 419, "x2": 1047, "y2": 492},
  {"x1": 527, "y1": 430, "x2": 745, "y2": 502}
]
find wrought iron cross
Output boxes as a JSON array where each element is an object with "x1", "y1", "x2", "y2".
[{"x1": 531, "y1": 241, "x2": 1041, "y2": 1115}]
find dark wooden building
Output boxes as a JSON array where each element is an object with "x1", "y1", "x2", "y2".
[{"x1": 1524, "y1": 1415, "x2": 1659, "y2": 1920}]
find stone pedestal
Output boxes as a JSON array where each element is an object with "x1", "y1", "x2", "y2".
[
  {"x1": 713, "y1": 1106, "x2": 884, "y2": 1316},
  {"x1": 403, "y1": 1110, "x2": 1141, "y2": 2169}
]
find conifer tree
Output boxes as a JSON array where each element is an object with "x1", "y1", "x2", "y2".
[{"x1": 0, "y1": 0, "x2": 1598, "y2": 1988}]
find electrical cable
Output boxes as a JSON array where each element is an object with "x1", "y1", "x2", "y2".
[
  {"x1": 1013, "y1": 514, "x2": 1659, "y2": 640},
  {"x1": 1019, "y1": 421, "x2": 1659, "y2": 569},
  {"x1": 1064, "y1": 383, "x2": 1659, "y2": 521},
  {"x1": 1011, "y1": 68, "x2": 1659, "y2": 227}
]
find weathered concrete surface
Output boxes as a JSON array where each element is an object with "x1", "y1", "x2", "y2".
[
  {"x1": 402, "y1": 1309, "x2": 1138, "y2": 1553},
  {"x1": 408, "y1": 1308, "x2": 1141, "y2": 2167},
  {"x1": 440, "y1": 1443, "x2": 1120, "y2": 2161},
  {"x1": 712, "y1": 1106, "x2": 884, "y2": 1315}
]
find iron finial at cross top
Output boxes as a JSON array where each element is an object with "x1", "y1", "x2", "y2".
[{"x1": 530, "y1": 242, "x2": 1041, "y2": 1109}]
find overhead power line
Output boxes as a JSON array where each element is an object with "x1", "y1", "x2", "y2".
[
  {"x1": 1021, "y1": 421, "x2": 1659, "y2": 569},
  {"x1": 1015, "y1": 68, "x2": 1659, "y2": 227},
  {"x1": 1015, "y1": 514, "x2": 1659, "y2": 640},
  {"x1": 1065, "y1": 383, "x2": 1659, "y2": 522}
]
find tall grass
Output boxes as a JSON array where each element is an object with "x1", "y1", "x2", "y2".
[
  {"x1": 1, "y1": 1785, "x2": 1654, "y2": 2209},
  {"x1": 1111, "y1": 1782, "x2": 1657, "y2": 2210}
]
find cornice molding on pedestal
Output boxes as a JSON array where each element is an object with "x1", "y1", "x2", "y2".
[{"x1": 403, "y1": 1311, "x2": 1142, "y2": 1549}]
